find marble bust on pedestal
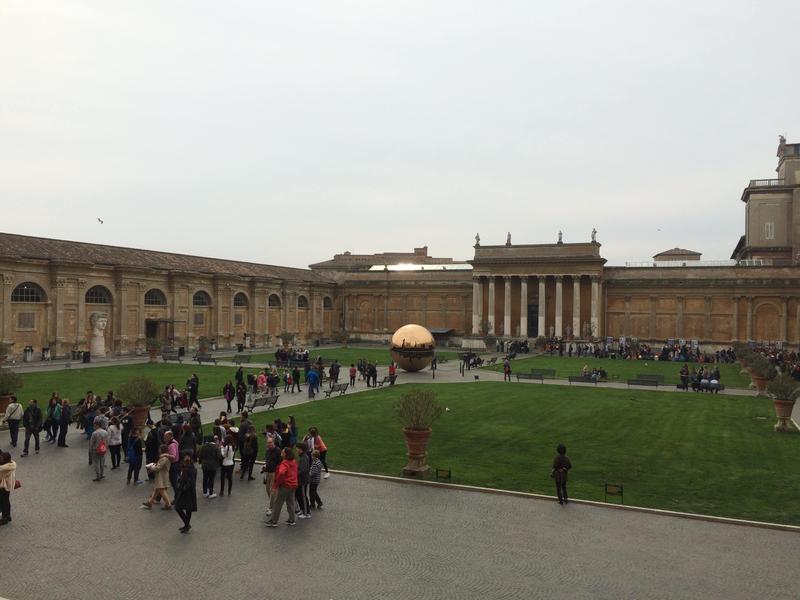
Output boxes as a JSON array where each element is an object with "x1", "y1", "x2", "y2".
[{"x1": 89, "y1": 312, "x2": 108, "y2": 358}]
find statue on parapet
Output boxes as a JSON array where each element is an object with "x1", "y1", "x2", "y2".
[
  {"x1": 474, "y1": 232, "x2": 480, "y2": 247},
  {"x1": 591, "y1": 228, "x2": 597, "y2": 243},
  {"x1": 506, "y1": 232, "x2": 511, "y2": 246},
  {"x1": 557, "y1": 230, "x2": 563, "y2": 244}
]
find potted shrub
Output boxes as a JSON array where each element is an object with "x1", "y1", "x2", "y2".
[
  {"x1": 748, "y1": 354, "x2": 775, "y2": 397},
  {"x1": 145, "y1": 337, "x2": 162, "y2": 363},
  {"x1": 0, "y1": 342, "x2": 11, "y2": 365},
  {"x1": 119, "y1": 377, "x2": 160, "y2": 428},
  {"x1": 396, "y1": 388, "x2": 444, "y2": 476},
  {"x1": 767, "y1": 373, "x2": 800, "y2": 433},
  {"x1": 0, "y1": 367, "x2": 23, "y2": 416},
  {"x1": 198, "y1": 336, "x2": 210, "y2": 353}
]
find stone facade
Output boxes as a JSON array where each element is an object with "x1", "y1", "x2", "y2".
[{"x1": 2, "y1": 138, "x2": 800, "y2": 357}]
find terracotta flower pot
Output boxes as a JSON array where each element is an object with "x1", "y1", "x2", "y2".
[
  {"x1": 129, "y1": 405, "x2": 151, "y2": 429},
  {"x1": 773, "y1": 399, "x2": 796, "y2": 433},
  {"x1": 751, "y1": 375, "x2": 768, "y2": 397},
  {"x1": 402, "y1": 427, "x2": 432, "y2": 476}
]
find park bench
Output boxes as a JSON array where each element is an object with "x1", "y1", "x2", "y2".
[
  {"x1": 568, "y1": 375, "x2": 597, "y2": 385},
  {"x1": 194, "y1": 352, "x2": 217, "y2": 365},
  {"x1": 161, "y1": 350, "x2": 182, "y2": 363},
  {"x1": 167, "y1": 410, "x2": 190, "y2": 426},
  {"x1": 323, "y1": 383, "x2": 349, "y2": 398},
  {"x1": 485, "y1": 357, "x2": 498, "y2": 366},
  {"x1": 245, "y1": 393, "x2": 279, "y2": 412},
  {"x1": 531, "y1": 368, "x2": 556, "y2": 379},
  {"x1": 376, "y1": 375, "x2": 395, "y2": 387},
  {"x1": 604, "y1": 483, "x2": 624, "y2": 504},
  {"x1": 627, "y1": 378, "x2": 660, "y2": 388},
  {"x1": 437, "y1": 357, "x2": 449, "y2": 364},
  {"x1": 635, "y1": 373, "x2": 664, "y2": 384},
  {"x1": 516, "y1": 373, "x2": 544, "y2": 383},
  {"x1": 232, "y1": 354, "x2": 252, "y2": 365},
  {"x1": 678, "y1": 381, "x2": 726, "y2": 393}
]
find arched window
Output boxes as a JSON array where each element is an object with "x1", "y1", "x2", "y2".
[
  {"x1": 268, "y1": 294, "x2": 281, "y2": 308},
  {"x1": 11, "y1": 282, "x2": 46, "y2": 303},
  {"x1": 144, "y1": 288, "x2": 167, "y2": 306},
  {"x1": 192, "y1": 291, "x2": 212, "y2": 307},
  {"x1": 323, "y1": 296, "x2": 333, "y2": 309},
  {"x1": 297, "y1": 295, "x2": 309, "y2": 309},
  {"x1": 85, "y1": 285, "x2": 112, "y2": 304},
  {"x1": 233, "y1": 292, "x2": 248, "y2": 308}
]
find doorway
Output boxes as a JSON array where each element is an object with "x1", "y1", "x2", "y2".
[{"x1": 527, "y1": 304, "x2": 538, "y2": 337}]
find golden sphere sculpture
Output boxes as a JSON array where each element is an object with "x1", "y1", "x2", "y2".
[{"x1": 390, "y1": 324, "x2": 436, "y2": 372}]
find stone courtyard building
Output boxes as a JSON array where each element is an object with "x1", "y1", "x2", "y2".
[{"x1": 1, "y1": 137, "x2": 800, "y2": 358}]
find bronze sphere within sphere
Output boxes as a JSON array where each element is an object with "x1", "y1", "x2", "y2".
[{"x1": 390, "y1": 324, "x2": 435, "y2": 372}]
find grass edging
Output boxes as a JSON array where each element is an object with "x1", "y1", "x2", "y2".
[{"x1": 331, "y1": 469, "x2": 800, "y2": 534}]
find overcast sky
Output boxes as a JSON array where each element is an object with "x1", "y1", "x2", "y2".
[{"x1": 1, "y1": 1, "x2": 798, "y2": 268}]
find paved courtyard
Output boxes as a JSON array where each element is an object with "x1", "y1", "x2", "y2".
[{"x1": 1, "y1": 425, "x2": 798, "y2": 600}]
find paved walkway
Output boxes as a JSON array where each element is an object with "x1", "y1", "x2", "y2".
[{"x1": 0, "y1": 431, "x2": 798, "y2": 600}]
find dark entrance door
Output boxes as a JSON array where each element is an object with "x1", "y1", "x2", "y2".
[
  {"x1": 528, "y1": 304, "x2": 538, "y2": 337},
  {"x1": 145, "y1": 319, "x2": 159, "y2": 339}
]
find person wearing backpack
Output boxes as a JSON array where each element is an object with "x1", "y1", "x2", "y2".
[
  {"x1": 57, "y1": 399, "x2": 72, "y2": 447},
  {"x1": 1, "y1": 396, "x2": 22, "y2": 448},
  {"x1": 90, "y1": 417, "x2": 109, "y2": 481}
]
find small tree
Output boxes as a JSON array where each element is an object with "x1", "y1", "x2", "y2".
[
  {"x1": 0, "y1": 367, "x2": 23, "y2": 395},
  {"x1": 118, "y1": 377, "x2": 160, "y2": 407},
  {"x1": 396, "y1": 389, "x2": 444, "y2": 430},
  {"x1": 767, "y1": 373, "x2": 800, "y2": 402}
]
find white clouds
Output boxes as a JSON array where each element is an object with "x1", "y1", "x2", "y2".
[{"x1": 0, "y1": 0, "x2": 797, "y2": 267}]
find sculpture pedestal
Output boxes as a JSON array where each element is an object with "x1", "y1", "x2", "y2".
[{"x1": 90, "y1": 335, "x2": 107, "y2": 358}]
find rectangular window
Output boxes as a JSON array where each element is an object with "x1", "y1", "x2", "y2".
[
  {"x1": 234, "y1": 313, "x2": 244, "y2": 326},
  {"x1": 765, "y1": 222, "x2": 775, "y2": 240},
  {"x1": 17, "y1": 312, "x2": 35, "y2": 330},
  {"x1": 193, "y1": 313, "x2": 205, "y2": 326}
]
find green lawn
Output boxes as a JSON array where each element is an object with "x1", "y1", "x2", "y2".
[
  {"x1": 484, "y1": 354, "x2": 751, "y2": 389},
  {"x1": 249, "y1": 382, "x2": 800, "y2": 525},
  {"x1": 219, "y1": 347, "x2": 460, "y2": 367},
  {"x1": 15, "y1": 363, "x2": 255, "y2": 404}
]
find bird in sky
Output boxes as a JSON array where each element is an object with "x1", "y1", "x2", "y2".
[{"x1": 97, "y1": 218, "x2": 104, "y2": 224}]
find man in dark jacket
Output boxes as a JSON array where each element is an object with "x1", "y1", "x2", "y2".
[
  {"x1": 187, "y1": 374, "x2": 200, "y2": 410},
  {"x1": 262, "y1": 436, "x2": 282, "y2": 518},
  {"x1": 57, "y1": 400, "x2": 72, "y2": 447},
  {"x1": 552, "y1": 444, "x2": 572, "y2": 505},
  {"x1": 22, "y1": 399, "x2": 43, "y2": 456}
]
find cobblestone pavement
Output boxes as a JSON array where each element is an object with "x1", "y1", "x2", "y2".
[{"x1": 1, "y1": 428, "x2": 798, "y2": 600}]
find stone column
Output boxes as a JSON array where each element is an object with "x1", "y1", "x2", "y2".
[
  {"x1": 731, "y1": 296, "x2": 739, "y2": 342},
  {"x1": 503, "y1": 276, "x2": 512, "y2": 337},
  {"x1": 780, "y1": 296, "x2": 788, "y2": 342},
  {"x1": 520, "y1": 277, "x2": 528, "y2": 338},
  {"x1": 649, "y1": 296, "x2": 657, "y2": 340},
  {"x1": 137, "y1": 282, "x2": 146, "y2": 344},
  {"x1": 554, "y1": 276, "x2": 563, "y2": 337},
  {"x1": 186, "y1": 287, "x2": 195, "y2": 349},
  {"x1": 52, "y1": 277, "x2": 66, "y2": 355},
  {"x1": 471, "y1": 278, "x2": 481, "y2": 335},
  {"x1": 373, "y1": 298, "x2": 379, "y2": 332},
  {"x1": 623, "y1": 296, "x2": 632, "y2": 337},
  {"x1": 76, "y1": 278, "x2": 87, "y2": 346},
  {"x1": 572, "y1": 277, "x2": 581, "y2": 339},
  {"x1": 676, "y1": 295, "x2": 684, "y2": 338},
  {"x1": 538, "y1": 276, "x2": 546, "y2": 337},
  {"x1": 746, "y1": 296, "x2": 754, "y2": 341},
  {"x1": 115, "y1": 278, "x2": 127, "y2": 354},
  {"x1": 0, "y1": 275, "x2": 11, "y2": 345},
  {"x1": 487, "y1": 277, "x2": 496, "y2": 335},
  {"x1": 590, "y1": 276, "x2": 600, "y2": 339},
  {"x1": 249, "y1": 283, "x2": 257, "y2": 344},
  {"x1": 281, "y1": 286, "x2": 289, "y2": 332},
  {"x1": 703, "y1": 296, "x2": 712, "y2": 340},
  {"x1": 383, "y1": 288, "x2": 389, "y2": 332}
]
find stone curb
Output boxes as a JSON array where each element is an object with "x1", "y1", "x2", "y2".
[{"x1": 329, "y1": 469, "x2": 800, "y2": 534}]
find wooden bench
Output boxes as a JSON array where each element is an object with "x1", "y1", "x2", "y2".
[
  {"x1": 531, "y1": 368, "x2": 556, "y2": 379},
  {"x1": 635, "y1": 373, "x2": 664, "y2": 384},
  {"x1": 161, "y1": 350, "x2": 182, "y2": 363},
  {"x1": 568, "y1": 375, "x2": 597, "y2": 385},
  {"x1": 485, "y1": 357, "x2": 498, "y2": 366},
  {"x1": 627, "y1": 378, "x2": 660, "y2": 388},
  {"x1": 678, "y1": 381, "x2": 726, "y2": 393},
  {"x1": 516, "y1": 373, "x2": 544, "y2": 383},
  {"x1": 604, "y1": 483, "x2": 624, "y2": 504},
  {"x1": 245, "y1": 393, "x2": 279, "y2": 412},
  {"x1": 437, "y1": 357, "x2": 449, "y2": 364},
  {"x1": 376, "y1": 376, "x2": 395, "y2": 387},
  {"x1": 232, "y1": 354, "x2": 252, "y2": 365},
  {"x1": 323, "y1": 383, "x2": 349, "y2": 398},
  {"x1": 194, "y1": 352, "x2": 217, "y2": 365}
]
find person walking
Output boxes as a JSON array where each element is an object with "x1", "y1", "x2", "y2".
[
  {"x1": 306, "y1": 368, "x2": 319, "y2": 399},
  {"x1": 187, "y1": 374, "x2": 201, "y2": 410},
  {"x1": 144, "y1": 424, "x2": 160, "y2": 481},
  {"x1": 235, "y1": 381, "x2": 247, "y2": 413},
  {"x1": 551, "y1": 444, "x2": 572, "y2": 505},
  {"x1": 198, "y1": 437, "x2": 221, "y2": 499},
  {"x1": 108, "y1": 417, "x2": 123, "y2": 469},
  {"x1": 174, "y1": 455, "x2": 197, "y2": 533},
  {"x1": 291, "y1": 366, "x2": 301, "y2": 393},
  {"x1": 126, "y1": 428, "x2": 144, "y2": 485},
  {"x1": 57, "y1": 399, "x2": 72, "y2": 447},
  {"x1": 239, "y1": 431, "x2": 258, "y2": 481},
  {"x1": 503, "y1": 358, "x2": 512, "y2": 382},
  {"x1": 1, "y1": 396, "x2": 22, "y2": 448},
  {"x1": 164, "y1": 431, "x2": 180, "y2": 490},
  {"x1": 44, "y1": 396, "x2": 59, "y2": 444},
  {"x1": 262, "y1": 436, "x2": 281, "y2": 519},
  {"x1": 0, "y1": 451, "x2": 17, "y2": 525},
  {"x1": 265, "y1": 446, "x2": 298, "y2": 528},
  {"x1": 90, "y1": 417, "x2": 109, "y2": 481},
  {"x1": 220, "y1": 435, "x2": 235, "y2": 496},
  {"x1": 309, "y1": 449, "x2": 324, "y2": 511},
  {"x1": 348, "y1": 364, "x2": 357, "y2": 387},
  {"x1": 141, "y1": 445, "x2": 172, "y2": 510},
  {"x1": 21, "y1": 399, "x2": 43, "y2": 457},
  {"x1": 295, "y1": 444, "x2": 311, "y2": 519},
  {"x1": 120, "y1": 407, "x2": 133, "y2": 460},
  {"x1": 222, "y1": 381, "x2": 235, "y2": 413}
]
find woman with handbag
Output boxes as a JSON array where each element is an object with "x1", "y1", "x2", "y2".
[
  {"x1": 0, "y1": 451, "x2": 17, "y2": 525},
  {"x1": 141, "y1": 445, "x2": 173, "y2": 510}
]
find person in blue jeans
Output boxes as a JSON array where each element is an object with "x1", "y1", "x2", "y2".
[{"x1": 306, "y1": 369, "x2": 319, "y2": 399}]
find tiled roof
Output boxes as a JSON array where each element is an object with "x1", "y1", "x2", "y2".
[
  {"x1": 653, "y1": 247, "x2": 702, "y2": 257},
  {"x1": 0, "y1": 232, "x2": 331, "y2": 283}
]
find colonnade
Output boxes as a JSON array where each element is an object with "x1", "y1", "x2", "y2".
[{"x1": 471, "y1": 274, "x2": 601, "y2": 339}]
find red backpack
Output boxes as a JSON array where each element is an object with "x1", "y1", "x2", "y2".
[{"x1": 96, "y1": 439, "x2": 108, "y2": 455}]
